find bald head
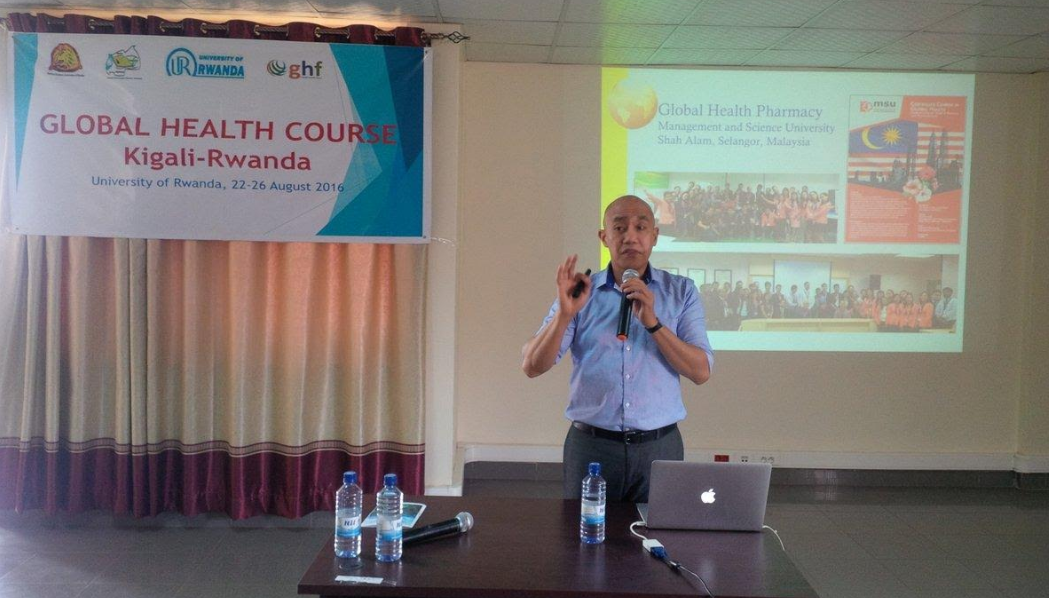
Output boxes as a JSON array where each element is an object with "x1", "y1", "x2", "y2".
[{"x1": 603, "y1": 195, "x2": 654, "y2": 228}]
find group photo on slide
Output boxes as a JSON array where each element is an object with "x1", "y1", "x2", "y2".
[
  {"x1": 635, "y1": 172, "x2": 838, "y2": 244},
  {"x1": 699, "y1": 280, "x2": 959, "y2": 333},
  {"x1": 658, "y1": 252, "x2": 961, "y2": 335}
]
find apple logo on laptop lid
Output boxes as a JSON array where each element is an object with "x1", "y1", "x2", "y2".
[{"x1": 701, "y1": 488, "x2": 716, "y2": 504}]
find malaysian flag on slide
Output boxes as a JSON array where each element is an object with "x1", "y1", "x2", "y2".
[{"x1": 848, "y1": 119, "x2": 964, "y2": 180}]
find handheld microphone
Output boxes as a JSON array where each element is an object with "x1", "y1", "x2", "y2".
[
  {"x1": 402, "y1": 512, "x2": 474, "y2": 546},
  {"x1": 617, "y1": 269, "x2": 640, "y2": 341},
  {"x1": 570, "y1": 269, "x2": 592, "y2": 299}
]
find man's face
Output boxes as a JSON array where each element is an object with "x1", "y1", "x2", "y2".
[
  {"x1": 599, "y1": 197, "x2": 658, "y2": 275},
  {"x1": 804, "y1": 282, "x2": 810, "y2": 290},
  {"x1": 944, "y1": 288, "x2": 953, "y2": 299}
]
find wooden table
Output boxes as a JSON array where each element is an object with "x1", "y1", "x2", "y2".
[{"x1": 298, "y1": 496, "x2": 818, "y2": 598}]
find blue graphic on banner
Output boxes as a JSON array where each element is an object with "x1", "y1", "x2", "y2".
[
  {"x1": 848, "y1": 120, "x2": 918, "y2": 155},
  {"x1": 322, "y1": 45, "x2": 424, "y2": 238},
  {"x1": 13, "y1": 33, "x2": 39, "y2": 186}
]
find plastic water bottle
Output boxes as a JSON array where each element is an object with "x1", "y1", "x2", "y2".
[
  {"x1": 334, "y1": 471, "x2": 363, "y2": 558},
  {"x1": 375, "y1": 473, "x2": 403, "y2": 562},
  {"x1": 580, "y1": 462, "x2": 606, "y2": 544}
]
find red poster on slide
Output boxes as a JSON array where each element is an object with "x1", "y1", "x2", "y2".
[{"x1": 845, "y1": 96, "x2": 966, "y2": 244}]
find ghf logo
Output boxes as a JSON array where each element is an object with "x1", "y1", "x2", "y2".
[
  {"x1": 267, "y1": 59, "x2": 323, "y2": 79},
  {"x1": 266, "y1": 60, "x2": 287, "y2": 76},
  {"x1": 166, "y1": 48, "x2": 197, "y2": 76}
]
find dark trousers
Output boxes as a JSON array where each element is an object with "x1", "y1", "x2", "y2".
[{"x1": 562, "y1": 424, "x2": 684, "y2": 503}]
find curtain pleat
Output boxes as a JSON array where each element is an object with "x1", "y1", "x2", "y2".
[{"x1": 0, "y1": 14, "x2": 428, "y2": 518}]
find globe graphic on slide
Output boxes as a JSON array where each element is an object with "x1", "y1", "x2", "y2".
[{"x1": 606, "y1": 79, "x2": 658, "y2": 129}]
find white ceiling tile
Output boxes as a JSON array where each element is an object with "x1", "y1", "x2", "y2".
[
  {"x1": 687, "y1": 0, "x2": 837, "y2": 27},
  {"x1": 985, "y1": 0, "x2": 1049, "y2": 6},
  {"x1": 563, "y1": 0, "x2": 700, "y2": 24},
  {"x1": 879, "y1": 32, "x2": 1027, "y2": 54},
  {"x1": 807, "y1": 2, "x2": 970, "y2": 31},
  {"x1": 556, "y1": 22, "x2": 676, "y2": 47},
  {"x1": 745, "y1": 49, "x2": 866, "y2": 67},
  {"x1": 941, "y1": 55, "x2": 1049, "y2": 72},
  {"x1": 438, "y1": 0, "x2": 565, "y2": 22},
  {"x1": 550, "y1": 46, "x2": 654, "y2": 64},
  {"x1": 986, "y1": 35, "x2": 1049, "y2": 58},
  {"x1": 59, "y1": 0, "x2": 188, "y2": 7},
  {"x1": 460, "y1": 19, "x2": 557, "y2": 45},
  {"x1": 648, "y1": 48, "x2": 762, "y2": 65},
  {"x1": 465, "y1": 43, "x2": 549, "y2": 63},
  {"x1": 843, "y1": 52, "x2": 970, "y2": 70},
  {"x1": 313, "y1": 0, "x2": 435, "y2": 17},
  {"x1": 774, "y1": 28, "x2": 907, "y2": 52},
  {"x1": 179, "y1": 0, "x2": 314, "y2": 12},
  {"x1": 663, "y1": 26, "x2": 792, "y2": 49},
  {"x1": 927, "y1": 6, "x2": 1049, "y2": 35}
]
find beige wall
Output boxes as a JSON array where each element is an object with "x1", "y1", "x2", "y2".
[
  {"x1": 457, "y1": 63, "x2": 1044, "y2": 461},
  {"x1": 1018, "y1": 72, "x2": 1049, "y2": 461}
]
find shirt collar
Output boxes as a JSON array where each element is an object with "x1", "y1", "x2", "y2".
[{"x1": 599, "y1": 262, "x2": 655, "y2": 289}]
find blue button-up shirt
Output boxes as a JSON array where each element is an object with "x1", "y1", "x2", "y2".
[{"x1": 538, "y1": 265, "x2": 714, "y2": 432}]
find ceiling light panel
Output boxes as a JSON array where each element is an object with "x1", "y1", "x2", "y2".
[{"x1": 563, "y1": 0, "x2": 701, "y2": 24}]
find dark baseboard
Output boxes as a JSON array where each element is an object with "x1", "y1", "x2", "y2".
[{"x1": 465, "y1": 461, "x2": 1049, "y2": 490}]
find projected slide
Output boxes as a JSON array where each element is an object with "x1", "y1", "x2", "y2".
[{"x1": 601, "y1": 69, "x2": 973, "y2": 352}]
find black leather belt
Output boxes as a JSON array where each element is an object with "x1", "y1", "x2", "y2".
[{"x1": 572, "y1": 421, "x2": 677, "y2": 445}]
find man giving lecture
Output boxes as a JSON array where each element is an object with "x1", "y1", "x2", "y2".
[{"x1": 522, "y1": 195, "x2": 714, "y2": 502}]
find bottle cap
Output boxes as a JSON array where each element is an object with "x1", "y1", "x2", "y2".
[
  {"x1": 343, "y1": 471, "x2": 357, "y2": 485},
  {"x1": 588, "y1": 462, "x2": 601, "y2": 476},
  {"x1": 384, "y1": 473, "x2": 398, "y2": 487}
]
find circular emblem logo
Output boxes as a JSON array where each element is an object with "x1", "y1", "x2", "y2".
[{"x1": 267, "y1": 60, "x2": 287, "y2": 76}]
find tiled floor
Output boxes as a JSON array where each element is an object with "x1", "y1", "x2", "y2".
[{"x1": 1, "y1": 482, "x2": 1048, "y2": 598}]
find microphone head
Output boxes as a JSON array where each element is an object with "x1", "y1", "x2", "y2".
[
  {"x1": 455, "y1": 511, "x2": 474, "y2": 532},
  {"x1": 623, "y1": 268, "x2": 640, "y2": 282}
]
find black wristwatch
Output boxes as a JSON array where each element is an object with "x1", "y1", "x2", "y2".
[{"x1": 646, "y1": 321, "x2": 663, "y2": 334}]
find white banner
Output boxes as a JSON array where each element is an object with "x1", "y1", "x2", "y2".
[{"x1": 3, "y1": 32, "x2": 431, "y2": 242}]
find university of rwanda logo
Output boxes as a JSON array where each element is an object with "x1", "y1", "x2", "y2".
[{"x1": 267, "y1": 60, "x2": 287, "y2": 76}]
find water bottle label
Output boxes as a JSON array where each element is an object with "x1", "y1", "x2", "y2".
[
  {"x1": 336, "y1": 515, "x2": 361, "y2": 538},
  {"x1": 377, "y1": 514, "x2": 400, "y2": 537},
  {"x1": 581, "y1": 503, "x2": 605, "y2": 525}
]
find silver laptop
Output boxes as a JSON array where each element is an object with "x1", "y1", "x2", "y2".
[{"x1": 639, "y1": 460, "x2": 772, "y2": 532}]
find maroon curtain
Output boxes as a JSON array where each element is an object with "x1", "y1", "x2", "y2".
[{"x1": 2, "y1": 13, "x2": 427, "y2": 519}]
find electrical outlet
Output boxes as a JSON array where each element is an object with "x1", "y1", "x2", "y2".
[
  {"x1": 740, "y1": 455, "x2": 749, "y2": 463},
  {"x1": 758, "y1": 455, "x2": 776, "y2": 465}
]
